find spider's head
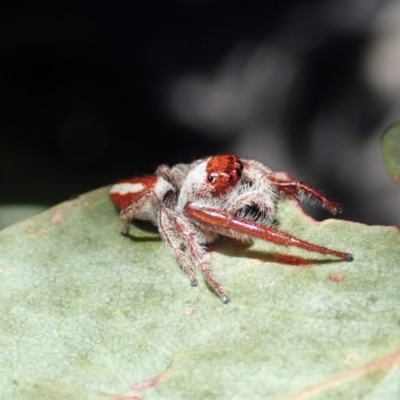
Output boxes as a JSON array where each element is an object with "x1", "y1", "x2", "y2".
[{"x1": 205, "y1": 155, "x2": 244, "y2": 197}]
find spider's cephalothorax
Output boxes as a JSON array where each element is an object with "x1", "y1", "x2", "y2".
[{"x1": 110, "y1": 155, "x2": 352, "y2": 303}]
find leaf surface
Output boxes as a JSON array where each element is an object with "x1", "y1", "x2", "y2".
[{"x1": 0, "y1": 188, "x2": 399, "y2": 399}]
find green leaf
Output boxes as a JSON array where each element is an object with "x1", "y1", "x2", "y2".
[
  {"x1": 382, "y1": 121, "x2": 400, "y2": 185},
  {"x1": 0, "y1": 188, "x2": 399, "y2": 399},
  {"x1": 0, "y1": 205, "x2": 46, "y2": 230}
]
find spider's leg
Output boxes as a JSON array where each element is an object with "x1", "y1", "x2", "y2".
[
  {"x1": 156, "y1": 164, "x2": 181, "y2": 192},
  {"x1": 119, "y1": 191, "x2": 158, "y2": 235},
  {"x1": 156, "y1": 163, "x2": 193, "y2": 192},
  {"x1": 185, "y1": 204, "x2": 353, "y2": 261},
  {"x1": 171, "y1": 213, "x2": 229, "y2": 303},
  {"x1": 267, "y1": 175, "x2": 340, "y2": 214},
  {"x1": 158, "y1": 209, "x2": 198, "y2": 286}
]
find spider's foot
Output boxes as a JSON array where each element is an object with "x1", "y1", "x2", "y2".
[
  {"x1": 346, "y1": 253, "x2": 354, "y2": 262},
  {"x1": 190, "y1": 279, "x2": 198, "y2": 287},
  {"x1": 222, "y1": 295, "x2": 230, "y2": 304}
]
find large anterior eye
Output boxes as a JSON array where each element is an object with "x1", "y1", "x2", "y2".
[{"x1": 207, "y1": 174, "x2": 216, "y2": 183}]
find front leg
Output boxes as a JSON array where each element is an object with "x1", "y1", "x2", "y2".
[
  {"x1": 267, "y1": 174, "x2": 340, "y2": 215},
  {"x1": 241, "y1": 159, "x2": 339, "y2": 215},
  {"x1": 156, "y1": 162, "x2": 195, "y2": 192},
  {"x1": 158, "y1": 208, "x2": 198, "y2": 286},
  {"x1": 170, "y1": 213, "x2": 230, "y2": 303}
]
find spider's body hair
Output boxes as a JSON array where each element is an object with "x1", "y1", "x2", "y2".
[{"x1": 110, "y1": 154, "x2": 352, "y2": 303}]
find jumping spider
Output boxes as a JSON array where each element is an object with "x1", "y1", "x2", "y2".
[{"x1": 110, "y1": 155, "x2": 352, "y2": 303}]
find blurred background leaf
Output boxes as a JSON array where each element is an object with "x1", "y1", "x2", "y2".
[{"x1": 382, "y1": 121, "x2": 400, "y2": 185}]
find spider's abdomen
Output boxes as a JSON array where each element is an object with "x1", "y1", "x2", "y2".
[{"x1": 110, "y1": 176, "x2": 158, "y2": 211}]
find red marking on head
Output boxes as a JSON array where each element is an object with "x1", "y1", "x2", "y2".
[
  {"x1": 110, "y1": 175, "x2": 157, "y2": 210},
  {"x1": 205, "y1": 155, "x2": 244, "y2": 196}
]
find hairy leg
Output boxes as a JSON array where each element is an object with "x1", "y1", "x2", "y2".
[
  {"x1": 119, "y1": 191, "x2": 159, "y2": 235},
  {"x1": 155, "y1": 162, "x2": 195, "y2": 193},
  {"x1": 267, "y1": 175, "x2": 340, "y2": 214},
  {"x1": 172, "y1": 213, "x2": 230, "y2": 303},
  {"x1": 158, "y1": 208, "x2": 198, "y2": 286}
]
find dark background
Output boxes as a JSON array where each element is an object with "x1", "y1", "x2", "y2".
[{"x1": 1, "y1": 0, "x2": 400, "y2": 226}]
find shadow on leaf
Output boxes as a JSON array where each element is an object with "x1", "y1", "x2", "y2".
[
  {"x1": 122, "y1": 220, "x2": 161, "y2": 242},
  {"x1": 213, "y1": 238, "x2": 345, "y2": 267}
]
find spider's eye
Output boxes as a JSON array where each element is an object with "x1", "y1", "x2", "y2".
[{"x1": 207, "y1": 174, "x2": 216, "y2": 183}]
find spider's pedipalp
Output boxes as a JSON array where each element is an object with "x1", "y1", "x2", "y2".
[{"x1": 185, "y1": 204, "x2": 353, "y2": 261}]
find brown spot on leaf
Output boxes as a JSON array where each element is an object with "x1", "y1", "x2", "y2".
[
  {"x1": 131, "y1": 373, "x2": 164, "y2": 393},
  {"x1": 51, "y1": 210, "x2": 64, "y2": 224},
  {"x1": 329, "y1": 273, "x2": 344, "y2": 282},
  {"x1": 110, "y1": 373, "x2": 164, "y2": 400},
  {"x1": 185, "y1": 307, "x2": 195, "y2": 315}
]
